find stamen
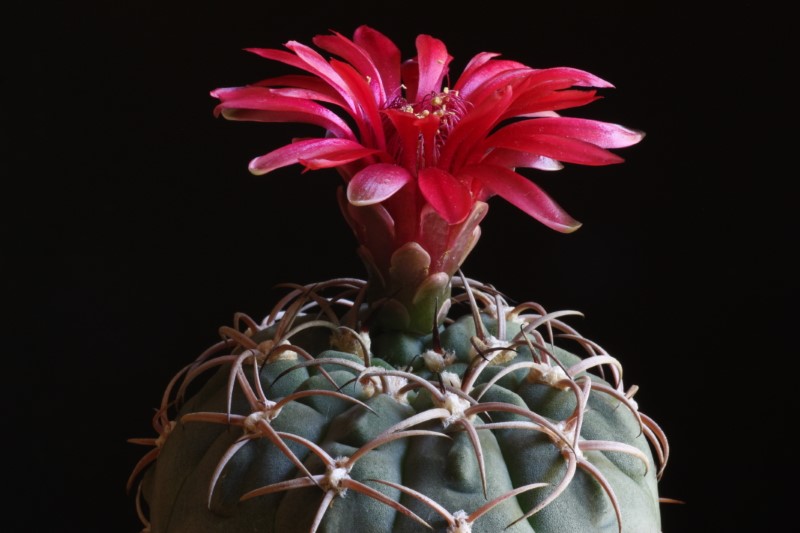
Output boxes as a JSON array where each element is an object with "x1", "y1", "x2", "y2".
[{"x1": 383, "y1": 87, "x2": 467, "y2": 167}]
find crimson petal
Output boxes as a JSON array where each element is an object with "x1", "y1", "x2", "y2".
[
  {"x1": 211, "y1": 87, "x2": 353, "y2": 138},
  {"x1": 252, "y1": 75, "x2": 343, "y2": 106},
  {"x1": 505, "y1": 89, "x2": 601, "y2": 117},
  {"x1": 483, "y1": 148, "x2": 564, "y2": 171},
  {"x1": 461, "y1": 165, "x2": 581, "y2": 232},
  {"x1": 353, "y1": 25, "x2": 402, "y2": 101},
  {"x1": 439, "y1": 85, "x2": 515, "y2": 171},
  {"x1": 248, "y1": 138, "x2": 377, "y2": 175},
  {"x1": 330, "y1": 59, "x2": 386, "y2": 150},
  {"x1": 412, "y1": 34, "x2": 451, "y2": 102},
  {"x1": 347, "y1": 164, "x2": 413, "y2": 206},
  {"x1": 418, "y1": 168, "x2": 472, "y2": 224},
  {"x1": 314, "y1": 31, "x2": 386, "y2": 104},
  {"x1": 495, "y1": 117, "x2": 645, "y2": 148},
  {"x1": 455, "y1": 63, "x2": 530, "y2": 101},
  {"x1": 283, "y1": 40, "x2": 357, "y2": 107},
  {"x1": 245, "y1": 47, "x2": 308, "y2": 71},
  {"x1": 519, "y1": 66, "x2": 614, "y2": 90},
  {"x1": 457, "y1": 52, "x2": 503, "y2": 84},
  {"x1": 483, "y1": 132, "x2": 625, "y2": 166}
]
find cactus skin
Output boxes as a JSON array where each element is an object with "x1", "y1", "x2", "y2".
[{"x1": 131, "y1": 279, "x2": 667, "y2": 533}]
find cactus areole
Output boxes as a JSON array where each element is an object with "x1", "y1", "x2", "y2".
[{"x1": 129, "y1": 26, "x2": 670, "y2": 533}]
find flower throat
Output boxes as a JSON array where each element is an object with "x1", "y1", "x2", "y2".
[{"x1": 386, "y1": 87, "x2": 467, "y2": 169}]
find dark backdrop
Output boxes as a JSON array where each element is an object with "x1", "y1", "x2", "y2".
[{"x1": 5, "y1": 2, "x2": 794, "y2": 531}]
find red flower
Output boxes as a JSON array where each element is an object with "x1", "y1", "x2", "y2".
[{"x1": 212, "y1": 26, "x2": 642, "y2": 331}]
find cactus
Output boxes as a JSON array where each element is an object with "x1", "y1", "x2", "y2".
[{"x1": 129, "y1": 26, "x2": 669, "y2": 533}]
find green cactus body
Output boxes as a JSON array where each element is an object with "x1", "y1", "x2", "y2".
[{"x1": 132, "y1": 280, "x2": 666, "y2": 533}]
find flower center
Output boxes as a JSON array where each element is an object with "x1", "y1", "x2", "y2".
[
  {"x1": 404, "y1": 88, "x2": 465, "y2": 138},
  {"x1": 386, "y1": 88, "x2": 467, "y2": 168}
]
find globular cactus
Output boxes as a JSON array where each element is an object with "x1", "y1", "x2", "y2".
[
  {"x1": 130, "y1": 278, "x2": 667, "y2": 533},
  {"x1": 129, "y1": 25, "x2": 670, "y2": 533}
]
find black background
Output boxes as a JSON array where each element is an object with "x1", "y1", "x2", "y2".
[{"x1": 5, "y1": 2, "x2": 795, "y2": 531}]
